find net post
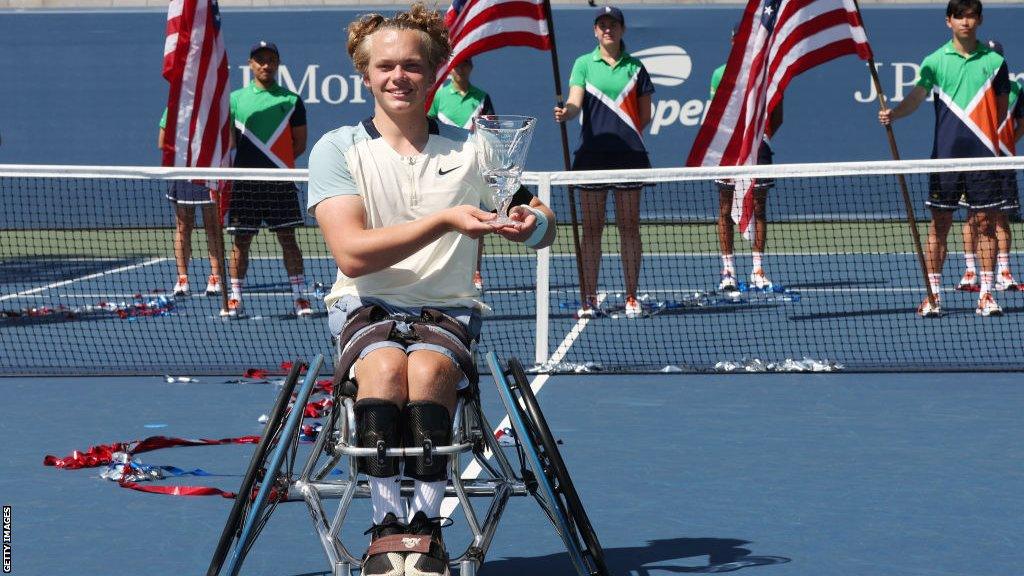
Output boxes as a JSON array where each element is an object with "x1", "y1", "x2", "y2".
[{"x1": 535, "y1": 173, "x2": 551, "y2": 368}]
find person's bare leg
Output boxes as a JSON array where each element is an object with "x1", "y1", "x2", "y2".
[
  {"x1": 230, "y1": 233, "x2": 254, "y2": 282},
  {"x1": 174, "y1": 204, "x2": 196, "y2": 277},
  {"x1": 580, "y1": 189, "x2": 609, "y2": 306},
  {"x1": 201, "y1": 204, "x2": 225, "y2": 279},
  {"x1": 614, "y1": 188, "x2": 642, "y2": 299},
  {"x1": 276, "y1": 228, "x2": 305, "y2": 277}
]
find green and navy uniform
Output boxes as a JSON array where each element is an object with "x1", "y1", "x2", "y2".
[
  {"x1": 428, "y1": 81, "x2": 495, "y2": 130},
  {"x1": 159, "y1": 108, "x2": 212, "y2": 205},
  {"x1": 916, "y1": 40, "x2": 1010, "y2": 210},
  {"x1": 710, "y1": 63, "x2": 774, "y2": 188},
  {"x1": 568, "y1": 45, "x2": 655, "y2": 181},
  {"x1": 228, "y1": 82, "x2": 307, "y2": 232}
]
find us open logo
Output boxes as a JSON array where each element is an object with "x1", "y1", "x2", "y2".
[
  {"x1": 633, "y1": 45, "x2": 693, "y2": 87},
  {"x1": 634, "y1": 44, "x2": 709, "y2": 135}
]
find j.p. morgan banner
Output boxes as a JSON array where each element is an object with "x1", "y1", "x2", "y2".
[{"x1": 4, "y1": 5, "x2": 1023, "y2": 170}]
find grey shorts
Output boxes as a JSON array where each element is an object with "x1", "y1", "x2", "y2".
[{"x1": 328, "y1": 295, "x2": 481, "y2": 390}]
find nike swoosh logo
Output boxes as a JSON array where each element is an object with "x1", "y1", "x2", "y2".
[{"x1": 438, "y1": 165, "x2": 461, "y2": 176}]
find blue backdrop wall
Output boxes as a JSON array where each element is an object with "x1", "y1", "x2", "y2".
[{"x1": 3, "y1": 5, "x2": 1023, "y2": 170}]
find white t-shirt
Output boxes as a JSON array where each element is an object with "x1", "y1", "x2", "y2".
[{"x1": 307, "y1": 119, "x2": 496, "y2": 310}]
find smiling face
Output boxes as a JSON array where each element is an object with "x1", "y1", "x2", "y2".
[
  {"x1": 363, "y1": 29, "x2": 434, "y2": 117},
  {"x1": 249, "y1": 49, "x2": 280, "y2": 87},
  {"x1": 593, "y1": 16, "x2": 624, "y2": 51}
]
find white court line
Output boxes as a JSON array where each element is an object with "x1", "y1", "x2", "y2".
[
  {"x1": 439, "y1": 295, "x2": 605, "y2": 518},
  {"x1": 0, "y1": 258, "x2": 169, "y2": 302}
]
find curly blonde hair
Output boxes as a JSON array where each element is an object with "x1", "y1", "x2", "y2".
[{"x1": 347, "y1": 3, "x2": 452, "y2": 78}]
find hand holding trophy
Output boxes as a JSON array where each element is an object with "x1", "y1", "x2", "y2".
[{"x1": 473, "y1": 115, "x2": 537, "y2": 227}]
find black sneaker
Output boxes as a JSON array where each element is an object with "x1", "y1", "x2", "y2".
[
  {"x1": 363, "y1": 512, "x2": 408, "y2": 576},
  {"x1": 404, "y1": 511, "x2": 451, "y2": 576}
]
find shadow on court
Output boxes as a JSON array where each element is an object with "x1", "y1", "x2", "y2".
[
  {"x1": 477, "y1": 538, "x2": 790, "y2": 575},
  {"x1": 284, "y1": 538, "x2": 790, "y2": 576}
]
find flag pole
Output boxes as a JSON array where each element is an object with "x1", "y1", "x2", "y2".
[
  {"x1": 541, "y1": 0, "x2": 589, "y2": 309},
  {"x1": 853, "y1": 0, "x2": 937, "y2": 309},
  {"x1": 214, "y1": 189, "x2": 230, "y2": 315}
]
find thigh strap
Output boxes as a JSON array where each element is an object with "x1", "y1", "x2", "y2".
[{"x1": 334, "y1": 305, "x2": 478, "y2": 389}]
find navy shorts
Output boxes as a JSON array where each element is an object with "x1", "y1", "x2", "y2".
[
  {"x1": 571, "y1": 150, "x2": 651, "y2": 190},
  {"x1": 328, "y1": 295, "x2": 481, "y2": 390},
  {"x1": 716, "y1": 141, "x2": 775, "y2": 192},
  {"x1": 927, "y1": 171, "x2": 1005, "y2": 211},
  {"x1": 226, "y1": 181, "x2": 304, "y2": 233},
  {"x1": 1000, "y1": 171, "x2": 1020, "y2": 212},
  {"x1": 166, "y1": 181, "x2": 213, "y2": 205}
]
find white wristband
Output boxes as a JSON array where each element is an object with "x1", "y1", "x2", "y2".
[{"x1": 524, "y1": 206, "x2": 549, "y2": 249}]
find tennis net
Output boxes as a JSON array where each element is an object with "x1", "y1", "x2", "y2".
[{"x1": 2, "y1": 158, "x2": 1023, "y2": 375}]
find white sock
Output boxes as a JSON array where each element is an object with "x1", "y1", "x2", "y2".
[
  {"x1": 289, "y1": 274, "x2": 306, "y2": 298},
  {"x1": 721, "y1": 254, "x2": 735, "y2": 274},
  {"x1": 752, "y1": 252, "x2": 764, "y2": 271},
  {"x1": 965, "y1": 253, "x2": 977, "y2": 273},
  {"x1": 997, "y1": 253, "x2": 1010, "y2": 274},
  {"x1": 409, "y1": 479, "x2": 447, "y2": 519},
  {"x1": 369, "y1": 475, "x2": 404, "y2": 524},
  {"x1": 980, "y1": 271, "x2": 993, "y2": 296},
  {"x1": 928, "y1": 273, "x2": 942, "y2": 299},
  {"x1": 230, "y1": 278, "x2": 243, "y2": 301}
]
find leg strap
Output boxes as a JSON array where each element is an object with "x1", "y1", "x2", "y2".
[
  {"x1": 412, "y1": 308, "x2": 479, "y2": 385},
  {"x1": 355, "y1": 398, "x2": 402, "y2": 478},
  {"x1": 403, "y1": 402, "x2": 452, "y2": 482}
]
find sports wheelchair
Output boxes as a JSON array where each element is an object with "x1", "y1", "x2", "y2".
[{"x1": 206, "y1": 352, "x2": 608, "y2": 576}]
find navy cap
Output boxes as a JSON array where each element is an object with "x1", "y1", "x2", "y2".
[
  {"x1": 594, "y1": 6, "x2": 624, "y2": 25},
  {"x1": 249, "y1": 40, "x2": 279, "y2": 58},
  {"x1": 987, "y1": 39, "x2": 1004, "y2": 56}
]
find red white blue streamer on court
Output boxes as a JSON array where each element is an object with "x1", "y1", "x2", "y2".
[{"x1": 43, "y1": 367, "x2": 337, "y2": 498}]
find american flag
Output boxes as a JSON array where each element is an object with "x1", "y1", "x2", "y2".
[
  {"x1": 162, "y1": 0, "x2": 231, "y2": 171},
  {"x1": 427, "y1": 0, "x2": 552, "y2": 107},
  {"x1": 687, "y1": 0, "x2": 873, "y2": 238}
]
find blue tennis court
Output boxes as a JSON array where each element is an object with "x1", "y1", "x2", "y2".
[{"x1": 5, "y1": 368, "x2": 1021, "y2": 575}]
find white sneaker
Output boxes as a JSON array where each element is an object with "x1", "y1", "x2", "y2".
[
  {"x1": 172, "y1": 275, "x2": 190, "y2": 297},
  {"x1": 576, "y1": 298, "x2": 599, "y2": 319},
  {"x1": 917, "y1": 296, "x2": 941, "y2": 318},
  {"x1": 994, "y1": 269, "x2": 1019, "y2": 292},
  {"x1": 719, "y1": 271, "x2": 738, "y2": 291},
  {"x1": 624, "y1": 296, "x2": 642, "y2": 319},
  {"x1": 294, "y1": 298, "x2": 313, "y2": 317},
  {"x1": 957, "y1": 270, "x2": 979, "y2": 292},
  {"x1": 976, "y1": 293, "x2": 1003, "y2": 317},
  {"x1": 220, "y1": 298, "x2": 243, "y2": 318},
  {"x1": 749, "y1": 268, "x2": 772, "y2": 289},
  {"x1": 205, "y1": 275, "x2": 222, "y2": 296}
]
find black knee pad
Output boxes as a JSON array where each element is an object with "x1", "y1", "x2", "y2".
[
  {"x1": 354, "y1": 398, "x2": 402, "y2": 478},
  {"x1": 402, "y1": 401, "x2": 452, "y2": 482}
]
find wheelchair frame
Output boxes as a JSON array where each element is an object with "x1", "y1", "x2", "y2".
[{"x1": 207, "y1": 352, "x2": 607, "y2": 576}]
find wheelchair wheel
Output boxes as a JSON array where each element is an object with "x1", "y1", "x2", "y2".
[
  {"x1": 485, "y1": 352, "x2": 609, "y2": 576},
  {"x1": 507, "y1": 357, "x2": 610, "y2": 576},
  {"x1": 207, "y1": 355, "x2": 323, "y2": 576}
]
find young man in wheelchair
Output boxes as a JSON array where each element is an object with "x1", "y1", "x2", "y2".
[{"x1": 306, "y1": 5, "x2": 556, "y2": 576}]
